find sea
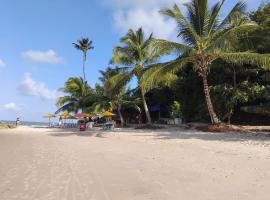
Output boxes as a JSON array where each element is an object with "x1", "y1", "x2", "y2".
[{"x1": 1, "y1": 120, "x2": 49, "y2": 127}]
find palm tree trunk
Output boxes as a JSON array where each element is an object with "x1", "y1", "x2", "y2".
[
  {"x1": 82, "y1": 53, "x2": 86, "y2": 82},
  {"x1": 202, "y1": 74, "x2": 221, "y2": 124},
  {"x1": 118, "y1": 104, "x2": 124, "y2": 127},
  {"x1": 140, "y1": 87, "x2": 152, "y2": 124}
]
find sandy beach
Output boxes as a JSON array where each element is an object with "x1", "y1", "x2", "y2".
[{"x1": 0, "y1": 126, "x2": 270, "y2": 200}]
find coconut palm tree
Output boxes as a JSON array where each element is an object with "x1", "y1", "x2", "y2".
[
  {"x1": 93, "y1": 86, "x2": 141, "y2": 126},
  {"x1": 143, "y1": 0, "x2": 270, "y2": 124},
  {"x1": 109, "y1": 28, "x2": 167, "y2": 123},
  {"x1": 94, "y1": 68, "x2": 141, "y2": 126},
  {"x1": 73, "y1": 38, "x2": 94, "y2": 82},
  {"x1": 55, "y1": 77, "x2": 95, "y2": 114},
  {"x1": 98, "y1": 67, "x2": 120, "y2": 84}
]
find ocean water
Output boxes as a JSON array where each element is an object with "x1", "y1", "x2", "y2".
[{"x1": 1, "y1": 120, "x2": 49, "y2": 127}]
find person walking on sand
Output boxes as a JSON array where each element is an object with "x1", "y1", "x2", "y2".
[{"x1": 15, "y1": 117, "x2": 20, "y2": 126}]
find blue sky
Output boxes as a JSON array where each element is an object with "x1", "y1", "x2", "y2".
[{"x1": 0, "y1": 0, "x2": 264, "y2": 122}]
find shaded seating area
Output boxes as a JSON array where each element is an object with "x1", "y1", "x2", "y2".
[{"x1": 43, "y1": 111, "x2": 116, "y2": 131}]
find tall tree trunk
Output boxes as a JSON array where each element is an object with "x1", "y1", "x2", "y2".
[
  {"x1": 118, "y1": 103, "x2": 124, "y2": 127},
  {"x1": 202, "y1": 75, "x2": 221, "y2": 124},
  {"x1": 82, "y1": 53, "x2": 86, "y2": 82},
  {"x1": 140, "y1": 87, "x2": 152, "y2": 124},
  {"x1": 233, "y1": 66, "x2": 236, "y2": 87},
  {"x1": 227, "y1": 111, "x2": 232, "y2": 125}
]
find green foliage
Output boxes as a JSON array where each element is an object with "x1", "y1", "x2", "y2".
[
  {"x1": 99, "y1": 67, "x2": 120, "y2": 84},
  {"x1": 73, "y1": 38, "x2": 94, "y2": 54},
  {"x1": 142, "y1": 0, "x2": 270, "y2": 124},
  {"x1": 56, "y1": 77, "x2": 96, "y2": 114},
  {"x1": 55, "y1": 1, "x2": 270, "y2": 125},
  {"x1": 250, "y1": 2, "x2": 270, "y2": 25},
  {"x1": 249, "y1": 2, "x2": 270, "y2": 53},
  {"x1": 211, "y1": 82, "x2": 264, "y2": 120},
  {"x1": 93, "y1": 68, "x2": 141, "y2": 116},
  {"x1": 241, "y1": 103, "x2": 270, "y2": 116},
  {"x1": 171, "y1": 101, "x2": 182, "y2": 118}
]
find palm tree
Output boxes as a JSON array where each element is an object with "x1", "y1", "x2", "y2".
[
  {"x1": 143, "y1": 0, "x2": 270, "y2": 124},
  {"x1": 98, "y1": 67, "x2": 120, "y2": 84},
  {"x1": 94, "y1": 68, "x2": 141, "y2": 126},
  {"x1": 55, "y1": 77, "x2": 95, "y2": 114},
  {"x1": 93, "y1": 86, "x2": 141, "y2": 126},
  {"x1": 110, "y1": 28, "x2": 166, "y2": 123},
  {"x1": 73, "y1": 38, "x2": 94, "y2": 82}
]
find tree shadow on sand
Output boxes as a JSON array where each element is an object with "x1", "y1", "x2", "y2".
[
  {"x1": 44, "y1": 127, "x2": 270, "y2": 144},
  {"x1": 153, "y1": 129, "x2": 270, "y2": 143},
  {"x1": 46, "y1": 128, "x2": 117, "y2": 138}
]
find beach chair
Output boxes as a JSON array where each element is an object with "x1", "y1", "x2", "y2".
[{"x1": 102, "y1": 122, "x2": 115, "y2": 130}]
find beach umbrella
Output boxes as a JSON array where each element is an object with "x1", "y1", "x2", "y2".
[
  {"x1": 43, "y1": 114, "x2": 55, "y2": 126},
  {"x1": 59, "y1": 113, "x2": 75, "y2": 119},
  {"x1": 101, "y1": 111, "x2": 115, "y2": 117},
  {"x1": 43, "y1": 114, "x2": 55, "y2": 118},
  {"x1": 74, "y1": 113, "x2": 90, "y2": 118},
  {"x1": 87, "y1": 113, "x2": 97, "y2": 117}
]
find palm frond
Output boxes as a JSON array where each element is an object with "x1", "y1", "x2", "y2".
[
  {"x1": 160, "y1": 4, "x2": 201, "y2": 44},
  {"x1": 207, "y1": 22, "x2": 258, "y2": 52},
  {"x1": 151, "y1": 39, "x2": 192, "y2": 55},
  {"x1": 104, "y1": 72, "x2": 132, "y2": 95},
  {"x1": 184, "y1": 0, "x2": 209, "y2": 37},
  {"x1": 56, "y1": 96, "x2": 77, "y2": 107},
  {"x1": 217, "y1": 1, "x2": 247, "y2": 30},
  {"x1": 219, "y1": 52, "x2": 270, "y2": 69},
  {"x1": 207, "y1": 0, "x2": 225, "y2": 35},
  {"x1": 73, "y1": 37, "x2": 94, "y2": 52},
  {"x1": 55, "y1": 102, "x2": 78, "y2": 114},
  {"x1": 141, "y1": 58, "x2": 189, "y2": 92}
]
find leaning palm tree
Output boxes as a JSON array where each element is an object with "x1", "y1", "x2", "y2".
[
  {"x1": 110, "y1": 28, "x2": 167, "y2": 123},
  {"x1": 73, "y1": 38, "x2": 94, "y2": 82},
  {"x1": 143, "y1": 0, "x2": 270, "y2": 124},
  {"x1": 55, "y1": 77, "x2": 95, "y2": 114}
]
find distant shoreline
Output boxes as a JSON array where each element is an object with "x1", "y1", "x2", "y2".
[{"x1": 0, "y1": 120, "x2": 49, "y2": 127}]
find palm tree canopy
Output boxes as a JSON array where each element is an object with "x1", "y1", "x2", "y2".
[
  {"x1": 111, "y1": 28, "x2": 169, "y2": 78},
  {"x1": 98, "y1": 67, "x2": 121, "y2": 84},
  {"x1": 56, "y1": 77, "x2": 96, "y2": 114},
  {"x1": 73, "y1": 37, "x2": 94, "y2": 54}
]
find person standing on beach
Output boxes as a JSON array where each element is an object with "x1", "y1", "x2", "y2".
[
  {"x1": 15, "y1": 117, "x2": 20, "y2": 126},
  {"x1": 59, "y1": 117, "x2": 63, "y2": 127}
]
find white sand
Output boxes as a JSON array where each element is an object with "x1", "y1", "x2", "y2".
[{"x1": 0, "y1": 126, "x2": 270, "y2": 200}]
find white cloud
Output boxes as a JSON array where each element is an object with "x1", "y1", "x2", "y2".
[
  {"x1": 103, "y1": 0, "x2": 179, "y2": 9},
  {"x1": 113, "y1": 9, "x2": 177, "y2": 39},
  {"x1": 0, "y1": 59, "x2": 6, "y2": 68},
  {"x1": 22, "y1": 49, "x2": 63, "y2": 64},
  {"x1": 18, "y1": 73, "x2": 58, "y2": 100},
  {"x1": 3, "y1": 102, "x2": 22, "y2": 111},
  {"x1": 103, "y1": 0, "x2": 188, "y2": 40}
]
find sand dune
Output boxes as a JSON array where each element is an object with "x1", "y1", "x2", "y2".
[{"x1": 0, "y1": 126, "x2": 270, "y2": 200}]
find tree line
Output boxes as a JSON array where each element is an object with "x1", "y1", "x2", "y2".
[{"x1": 56, "y1": 0, "x2": 270, "y2": 125}]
